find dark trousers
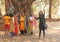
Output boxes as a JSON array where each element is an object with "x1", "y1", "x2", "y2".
[
  {"x1": 20, "y1": 30, "x2": 24, "y2": 34},
  {"x1": 39, "y1": 28, "x2": 45, "y2": 37}
]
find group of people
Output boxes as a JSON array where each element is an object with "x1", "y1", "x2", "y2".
[{"x1": 3, "y1": 11, "x2": 46, "y2": 38}]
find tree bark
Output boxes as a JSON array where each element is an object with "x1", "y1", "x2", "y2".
[
  {"x1": 5, "y1": 0, "x2": 35, "y2": 15},
  {"x1": 49, "y1": 0, "x2": 52, "y2": 21}
]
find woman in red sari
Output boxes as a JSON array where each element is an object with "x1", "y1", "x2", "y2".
[{"x1": 14, "y1": 14, "x2": 19, "y2": 35}]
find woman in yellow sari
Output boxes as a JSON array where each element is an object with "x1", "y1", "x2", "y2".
[{"x1": 19, "y1": 13, "x2": 25, "y2": 34}]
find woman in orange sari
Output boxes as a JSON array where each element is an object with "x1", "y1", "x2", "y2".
[
  {"x1": 19, "y1": 13, "x2": 25, "y2": 35},
  {"x1": 3, "y1": 14, "x2": 11, "y2": 35}
]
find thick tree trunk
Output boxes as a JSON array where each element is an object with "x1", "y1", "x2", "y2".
[
  {"x1": 5, "y1": 0, "x2": 35, "y2": 15},
  {"x1": 49, "y1": 0, "x2": 52, "y2": 22}
]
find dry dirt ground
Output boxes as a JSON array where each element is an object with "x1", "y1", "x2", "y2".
[{"x1": 0, "y1": 21, "x2": 60, "y2": 42}]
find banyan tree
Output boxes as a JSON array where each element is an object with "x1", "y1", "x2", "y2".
[
  {"x1": 0, "y1": 0, "x2": 60, "y2": 20},
  {"x1": 5, "y1": 0, "x2": 35, "y2": 15}
]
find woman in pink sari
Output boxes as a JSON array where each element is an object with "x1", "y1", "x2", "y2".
[{"x1": 32, "y1": 16, "x2": 37, "y2": 29}]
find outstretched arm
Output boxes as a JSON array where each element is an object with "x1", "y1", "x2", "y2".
[{"x1": 34, "y1": 17, "x2": 39, "y2": 20}]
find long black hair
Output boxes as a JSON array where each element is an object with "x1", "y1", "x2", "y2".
[{"x1": 8, "y1": 13, "x2": 14, "y2": 17}]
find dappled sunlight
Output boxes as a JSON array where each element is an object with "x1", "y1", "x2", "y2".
[
  {"x1": 0, "y1": 31, "x2": 4, "y2": 35},
  {"x1": 0, "y1": 0, "x2": 60, "y2": 42},
  {"x1": 47, "y1": 30, "x2": 60, "y2": 35},
  {"x1": 31, "y1": 0, "x2": 49, "y2": 18},
  {"x1": 0, "y1": 0, "x2": 5, "y2": 16},
  {"x1": 0, "y1": 21, "x2": 60, "y2": 42},
  {"x1": 32, "y1": 0, "x2": 60, "y2": 19}
]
